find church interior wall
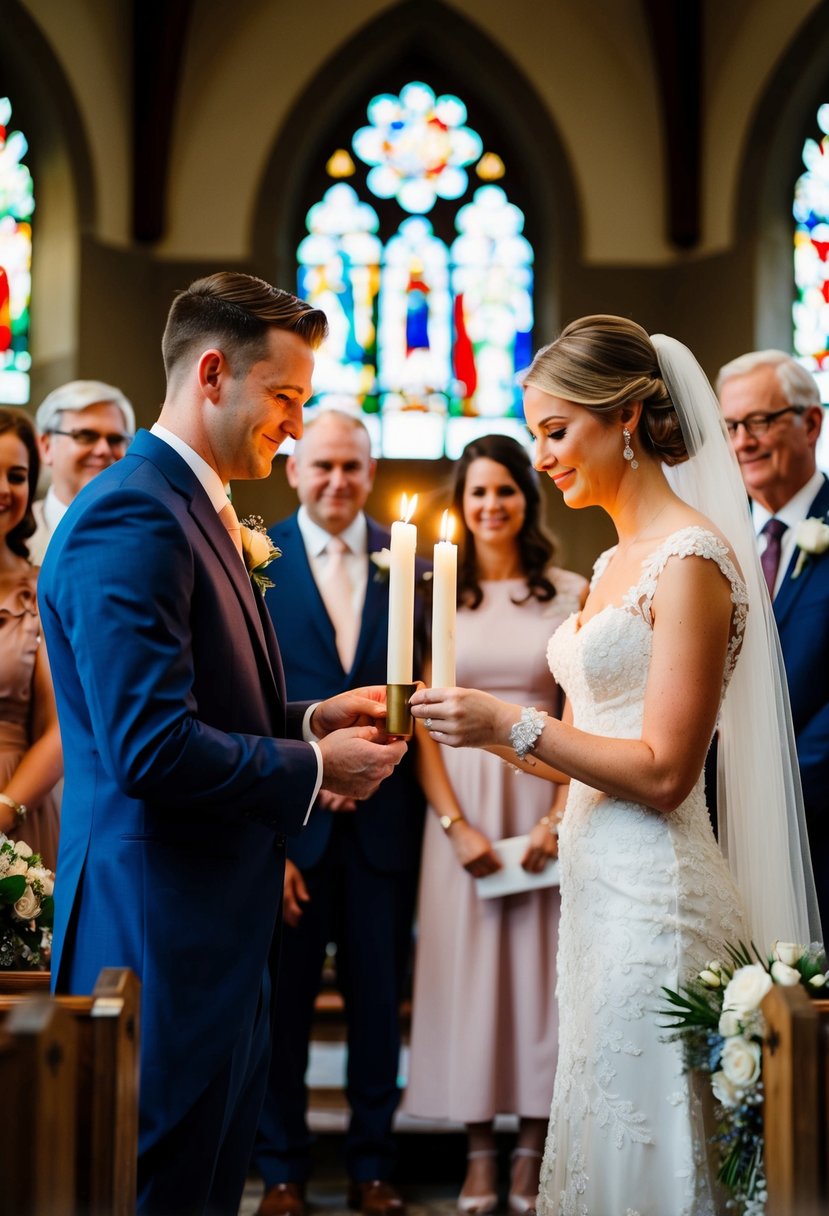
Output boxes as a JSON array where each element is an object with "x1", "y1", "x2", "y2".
[{"x1": 3, "y1": 0, "x2": 828, "y2": 574}]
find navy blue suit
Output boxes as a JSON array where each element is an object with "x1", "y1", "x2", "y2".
[
  {"x1": 252, "y1": 512, "x2": 427, "y2": 1185},
  {"x1": 771, "y1": 475, "x2": 829, "y2": 932},
  {"x1": 38, "y1": 431, "x2": 320, "y2": 1216}
]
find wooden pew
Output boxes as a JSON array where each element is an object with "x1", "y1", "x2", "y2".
[
  {"x1": 0, "y1": 999, "x2": 77, "y2": 1216},
  {"x1": 0, "y1": 968, "x2": 51, "y2": 995},
  {"x1": 0, "y1": 967, "x2": 140, "y2": 1216},
  {"x1": 762, "y1": 983, "x2": 829, "y2": 1216}
]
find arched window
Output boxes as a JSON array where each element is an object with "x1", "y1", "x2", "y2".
[
  {"x1": 297, "y1": 81, "x2": 534, "y2": 458},
  {"x1": 0, "y1": 97, "x2": 34, "y2": 405}
]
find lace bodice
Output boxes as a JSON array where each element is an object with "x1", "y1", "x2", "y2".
[
  {"x1": 537, "y1": 526, "x2": 748, "y2": 1216},
  {"x1": 547, "y1": 526, "x2": 748, "y2": 741}
]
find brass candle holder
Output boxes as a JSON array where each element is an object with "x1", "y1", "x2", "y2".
[{"x1": 386, "y1": 682, "x2": 417, "y2": 739}]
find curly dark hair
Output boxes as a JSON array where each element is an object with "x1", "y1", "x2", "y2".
[
  {"x1": 0, "y1": 408, "x2": 39, "y2": 559},
  {"x1": 451, "y1": 433, "x2": 557, "y2": 610}
]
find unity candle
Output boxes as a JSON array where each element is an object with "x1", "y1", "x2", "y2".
[
  {"x1": 431, "y1": 510, "x2": 457, "y2": 688},
  {"x1": 387, "y1": 493, "x2": 418, "y2": 684}
]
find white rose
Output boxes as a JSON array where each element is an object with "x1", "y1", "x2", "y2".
[
  {"x1": 794, "y1": 517, "x2": 829, "y2": 554},
  {"x1": 808, "y1": 973, "x2": 827, "y2": 989},
  {"x1": 711, "y1": 1069, "x2": 739, "y2": 1109},
  {"x1": 14, "y1": 840, "x2": 32, "y2": 859},
  {"x1": 28, "y1": 866, "x2": 54, "y2": 896},
  {"x1": 241, "y1": 527, "x2": 273, "y2": 569},
  {"x1": 721, "y1": 1035, "x2": 762, "y2": 1089},
  {"x1": 719, "y1": 1009, "x2": 741, "y2": 1037},
  {"x1": 722, "y1": 964, "x2": 773, "y2": 1015},
  {"x1": 6, "y1": 858, "x2": 29, "y2": 877},
  {"x1": 13, "y1": 886, "x2": 41, "y2": 921},
  {"x1": 772, "y1": 941, "x2": 804, "y2": 967},
  {"x1": 699, "y1": 969, "x2": 721, "y2": 988},
  {"x1": 771, "y1": 960, "x2": 802, "y2": 986}
]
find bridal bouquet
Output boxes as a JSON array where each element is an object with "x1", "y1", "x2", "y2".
[
  {"x1": 0, "y1": 835, "x2": 54, "y2": 969},
  {"x1": 659, "y1": 940, "x2": 828, "y2": 1215}
]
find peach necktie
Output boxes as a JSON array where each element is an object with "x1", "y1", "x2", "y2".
[
  {"x1": 219, "y1": 500, "x2": 244, "y2": 561},
  {"x1": 318, "y1": 536, "x2": 358, "y2": 670}
]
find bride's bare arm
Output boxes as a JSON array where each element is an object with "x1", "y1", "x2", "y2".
[{"x1": 410, "y1": 554, "x2": 733, "y2": 813}]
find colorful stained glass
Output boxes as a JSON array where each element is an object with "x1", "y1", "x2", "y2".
[
  {"x1": 298, "y1": 83, "x2": 534, "y2": 458},
  {"x1": 353, "y1": 82, "x2": 483, "y2": 215},
  {"x1": 0, "y1": 98, "x2": 34, "y2": 405}
]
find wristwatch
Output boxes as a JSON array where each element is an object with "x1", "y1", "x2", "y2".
[{"x1": 439, "y1": 813, "x2": 464, "y2": 833}]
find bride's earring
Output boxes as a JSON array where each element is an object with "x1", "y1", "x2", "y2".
[{"x1": 623, "y1": 427, "x2": 638, "y2": 470}]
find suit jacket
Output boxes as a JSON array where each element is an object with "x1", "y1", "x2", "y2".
[
  {"x1": 37, "y1": 429, "x2": 320, "y2": 1149},
  {"x1": 772, "y1": 474, "x2": 829, "y2": 834},
  {"x1": 265, "y1": 512, "x2": 427, "y2": 872}
]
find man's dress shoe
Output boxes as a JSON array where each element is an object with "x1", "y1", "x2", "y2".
[
  {"x1": 347, "y1": 1180, "x2": 406, "y2": 1216},
  {"x1": 256, "y1": 1182, "x2": 306, "y2": 1216}
]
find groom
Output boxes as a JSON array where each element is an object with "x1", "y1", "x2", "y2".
[{"x1": 37, "y1": 272, "x2": 408, "y2": 1216}]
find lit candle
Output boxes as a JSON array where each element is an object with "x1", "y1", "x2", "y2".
[
  {"x1": 431, "y1": 510, "x2": 457, "y2": 688},
  {"x1": 387, "y1": 493, "x2": 418, "y2": 684}
]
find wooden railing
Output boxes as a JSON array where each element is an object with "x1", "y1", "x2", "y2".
[
  {"x1": 0, "y1": 967, "x2": 140, "y2": 1216},
  {"x1": 762, "y1": 983, "x2": 829, "y2": 1216}
]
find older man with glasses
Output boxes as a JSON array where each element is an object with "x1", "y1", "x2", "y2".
[
  {"x1": 30, "y1": 380, "x2": 135, "y2": 563},
  {"x1": 719, "y1": 349, "x2": 829, "y2": 930}
]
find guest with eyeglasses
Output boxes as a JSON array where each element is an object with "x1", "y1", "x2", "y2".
[
  {"x1": 718, "y1": 349, "x2": 829, "y2": 929},
  {"x1": 29, "y1": 380, "x2": 135, "y2": 563}
]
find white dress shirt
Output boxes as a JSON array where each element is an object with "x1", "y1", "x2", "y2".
[
  {"x1": 752, "y1": 467, "x2": 826, "y2": 597},
  {"x1": 296, "y1": 505, "x2": 370, "y2": 619},
  {"x1": 150, "y1": 423, "x2": 322, "y2": 817}
]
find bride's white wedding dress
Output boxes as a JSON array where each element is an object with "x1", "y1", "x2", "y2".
[{"x1": 537, "y1": 527, "x2": 748, "y2": 1216}]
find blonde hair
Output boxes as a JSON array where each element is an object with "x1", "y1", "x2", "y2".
[{"x1": 521, "y1": 314, "x2": 688, "y2": 466}]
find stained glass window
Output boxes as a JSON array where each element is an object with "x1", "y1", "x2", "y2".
[
  {"x1": 297, "y1": 82, "x2": 534, "y2": 458},
  {"x1": 0, "y1": 98, "x2": 34, "y2": 405}
]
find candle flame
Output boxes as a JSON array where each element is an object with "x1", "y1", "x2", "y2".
[
  {"x1": 440, "y1": 510, "x2": 455, "y2": 543},
  {"x1": 400, "y1": 493, "x2": 418, "y2": 523}
]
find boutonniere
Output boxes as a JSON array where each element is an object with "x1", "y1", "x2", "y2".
[
  {"x1": 370, "y1": 549, "x2": 391, "y2": 582},
  {"x1": 239, "y1": 514, "x2": 281, "y2": 592},
  {"x1": 792, "y1": 516, "x2": 829, "y2": 578}
]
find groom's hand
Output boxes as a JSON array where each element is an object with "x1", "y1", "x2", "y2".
[
  {"x1": 318, "y1": 725, "x2": 407, "y2": 801},
  {"x1": 311, "y1": 687, "x2": 388, "y2": 737}
]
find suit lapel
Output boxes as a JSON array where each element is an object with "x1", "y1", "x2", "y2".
[
  {"x1": 131, "y1": 432, "x2": 283, "y2": 714},
  {"x1": 279, "y1": 515, "x2": 342, "y2": 668},
  {"x1": 773, "y1": 476, "x2": 829, "y2": 629}
]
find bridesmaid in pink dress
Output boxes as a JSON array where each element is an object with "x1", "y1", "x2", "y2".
[
  {"x1": 0, "y1": 409, "x2": 62, "y2": 871},
  {"x1": 405, "y1": 435, "x2": 587, "y2": 1214}
]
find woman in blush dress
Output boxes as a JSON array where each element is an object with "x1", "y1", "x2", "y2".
[
  {"x1": 410, "y1": 318, "x2": 820, "y2": 1215},
  {"x1": 0, "y1": 409, "x2": 62, "y2": 871},
  {"x1": 404, "y1": 435, "x2": 587, "y2": 1215}
]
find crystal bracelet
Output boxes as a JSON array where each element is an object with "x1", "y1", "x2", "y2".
[{"x1": 509, "y1": 706, "x2": 548, "y2": 760}]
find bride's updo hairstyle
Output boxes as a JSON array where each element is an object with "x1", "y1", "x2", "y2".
[{"x1": 521, "y1": 314, "x2": 689, "y2": 466}]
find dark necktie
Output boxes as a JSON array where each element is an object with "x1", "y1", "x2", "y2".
[{"x1": 760, "y1": 517, "x2": 787, "y2": 597}]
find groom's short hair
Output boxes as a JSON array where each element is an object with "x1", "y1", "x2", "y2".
[{"x1": 162, "y1": 272, "x2": 328, "y2": 382}]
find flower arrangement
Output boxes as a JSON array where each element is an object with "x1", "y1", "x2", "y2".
[
  {"x1": 792, "y1": 516, "x2": 829, "y2": 578},
  {"x1": 659, "y1": 940, "x2": 827, "y2": 1214},
  {"x1": 239, "y1": 515, "x2": 281, "y2": 592},
  {"x1": 0, "y1": 835, "x2": 54, "y2": 969}
]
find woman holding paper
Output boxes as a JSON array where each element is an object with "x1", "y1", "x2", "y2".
[{"x1": 404, "y1": 435, "x2": 587, "y2": 1214}]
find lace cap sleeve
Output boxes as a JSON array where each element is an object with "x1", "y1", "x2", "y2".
[{"x1": 589, "y1": 546, "x2": 616, "y2": 591}]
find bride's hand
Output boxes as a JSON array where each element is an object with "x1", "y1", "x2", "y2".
[{"x1": 410, "y1": 686, "x2": 514, "y2": 749}]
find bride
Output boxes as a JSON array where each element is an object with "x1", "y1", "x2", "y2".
[{"x1": 410, "y1": 316, "x2": 821, "y2": 1215}]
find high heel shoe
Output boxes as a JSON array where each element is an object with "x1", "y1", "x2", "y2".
[
  {"x1": 507, "y1": 1147, "x2": 542, "y2": 1215},
  {"x1": 458, "y1": 1149, "x2": 498, "y2": 1215}
]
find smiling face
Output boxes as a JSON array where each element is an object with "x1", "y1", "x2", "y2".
[
  {"x1": 720, "y1": 364, "x2": 822, "y2": 514},
  {"x1": 461, "y1": 456, "x2": 526, "y2": 546},
  {"x1": 39, "y1": 400, "x2": 131, "y2": 504},
  {"x1": 524, "y1": 384, "x2": 623, "y2": 509},
  {"x1": 287, "y1": 412, "x2": 375, "y2": 535},
  {"x1": 214, "y1": 327, "x2": 315, "y2": 481},
  {"x1": 0, "y1": 431, "x2": 31, "y2": 544}
]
